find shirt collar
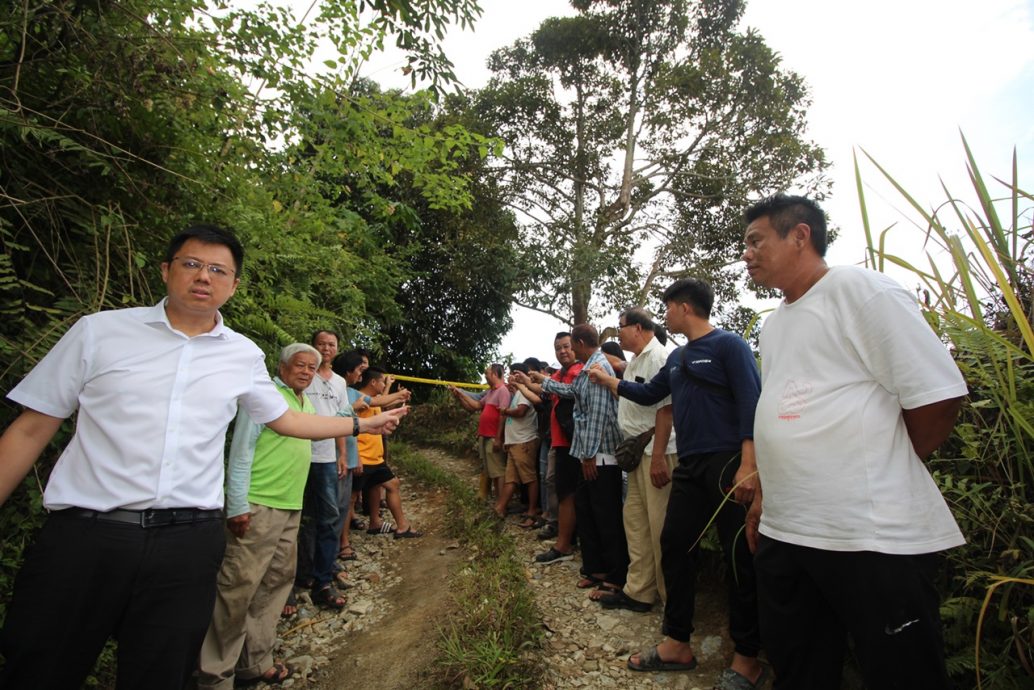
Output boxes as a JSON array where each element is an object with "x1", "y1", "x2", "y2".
[
  {"x1": 273, "y1": 376, "x2": 305, "y2": 404},
  {"x1": 639, "y1": 335, "x2": 662, "y2": 357},
  {"x1": 141, "y1": 298, "x2": 230, "y2": 339}
]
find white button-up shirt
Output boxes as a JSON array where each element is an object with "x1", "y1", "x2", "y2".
[
  {"x1": 8, "y1": 300, "x2": 289, "y2": 511},
  {"x1": 618, "y1": 335, "x2": 678, "y2": 456}
]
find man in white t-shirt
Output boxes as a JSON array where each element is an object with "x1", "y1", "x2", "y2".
[
  {"x1": 296, "y1": 329, "x2": 353, "y2": 599},
  {"x1": 0, "y1": 225, "x2": 407, "y2": 690},
  {"x1": 493, "y1": 362, "x2": 540, "y2": 520},
  {"x1": 742, "y1": 195, "x2": 967, "y2": 690}
]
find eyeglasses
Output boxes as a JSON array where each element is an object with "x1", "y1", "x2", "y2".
[
  {"x1": 617, "y1": 322, "x2": 633, "y2": 329},
  {"x1": 171, "y1": 257, "x2": 237, "y2": 281}
]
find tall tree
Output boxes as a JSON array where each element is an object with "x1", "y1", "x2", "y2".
[{"x1": 475, "y1": 0, "x2": 828, "y2": 324}]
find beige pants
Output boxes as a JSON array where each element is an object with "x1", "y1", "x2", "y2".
[
  {"x1": 622, "y1": 451, "x2": 677, "y2": 605},
  {"x1": 198, "y1": 505, "x2": 301, "y2": 689}
]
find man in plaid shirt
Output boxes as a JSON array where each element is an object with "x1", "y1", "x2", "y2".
[{"x1": 535, "y1": 324, "x2": 628, "y2": 592}]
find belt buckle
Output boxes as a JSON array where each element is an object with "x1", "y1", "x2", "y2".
[{"x1": 141, "y1": 509, "x2": 161, "y2": 528}]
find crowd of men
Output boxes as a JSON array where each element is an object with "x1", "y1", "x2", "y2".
[
  {"x1": 0, "y1": 225, "x2": 417, "y2": 689},
  {"x1": 448, "y1": 195, "x2": 967, "y2": 690},
  {"x1": 0, "y1": 194, "x2": 968, "y2": 690}
]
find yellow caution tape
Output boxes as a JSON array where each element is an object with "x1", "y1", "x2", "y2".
[{"x1": 389, "y1": 373, "x2": 488, "y2": 390}]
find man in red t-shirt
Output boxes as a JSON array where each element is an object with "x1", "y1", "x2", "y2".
[
  {"x1": 449, "y1": 364, "x2": 512, "y2": 500},
  {"x1": 511, "y1": 332, "x2": 583, "y2": 563}
]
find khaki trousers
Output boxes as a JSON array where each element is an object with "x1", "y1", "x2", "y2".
[
  {"x1": 198, "y1": 505, "x2": 301, "y2": 689},
  {"x1": 622, "y1": 451, "x2": 677, "y2": 605}
]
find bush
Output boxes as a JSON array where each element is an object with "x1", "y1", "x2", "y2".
[
  {"x1": 390, "y1": 443, "x2": 543, "y2": 688},
  {"x1": 856, "y1": 138, "x2": 1033, "y2": 688}
]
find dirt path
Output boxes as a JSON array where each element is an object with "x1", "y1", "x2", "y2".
[
  {"x1": 273, "y1": 445, "x2": 745, "y2": 690},
  {"x1": 411, "y1": 448, "x2": 744, "y2": 690},
  {"x1": 268, "y1": 453, "x2": 462, "y2": 689}
]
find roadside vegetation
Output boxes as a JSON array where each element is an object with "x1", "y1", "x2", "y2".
[
  {"x1": 392, "y1": 398, "x2": 544, "y2": 688},
  {"x1": 856, "y1": 139, "x2": 1033, "y2": 689}
]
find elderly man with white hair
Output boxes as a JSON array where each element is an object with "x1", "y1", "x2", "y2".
[{"x1": 198, "y1": 343, "x2": 331, "y2": 688}]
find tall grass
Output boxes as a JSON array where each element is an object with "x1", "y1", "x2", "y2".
[{"x1": 855, "y1": 136, "x2": 1033, "y2": 688}]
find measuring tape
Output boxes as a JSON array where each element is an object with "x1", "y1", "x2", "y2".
[{"x1": 389, "y1": 373, "x2": 488, "y2": 390}]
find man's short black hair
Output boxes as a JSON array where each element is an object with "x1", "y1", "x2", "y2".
[
  {"x1": 332, "y1": 351, "x2": 365, "y2": 378},
  {"x1": 165, "y1": 224, "x2": 244, "y2": 274},
  {"x1": 619, "y1": 307, "x2": 668, "y2": 346},
  {"x1": 555, "y1": 331, "x2": 572, "y2": 341},
  {"x1": 359, "y1": 365, "x2": 386, "y2": 389},
  {"x1": 487, "y1": 363, "x2": 504, "y2": 379},
  {"x1": 522, "y1": 357, "x2": 545, "y2": 372},
  {"x1": 571, "y1": 323, "x2": 599, "y2": 347},
  {"x1": 600, "y1": 341, "x2": 625, "y2": 362},
  {"x1": 745, "y1": 194, "x2": 828, "y2": 257},
  {"x1": 311, "y1": 329, "x2": 340, "y2": 346},
  {"x1": 661, "y1": 278, "x2": 714, "y2": 319},
  {"x1": 509, "y1": 362, "x2": 529, "y2": 375}
]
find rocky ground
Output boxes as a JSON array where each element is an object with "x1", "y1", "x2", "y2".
[{"x1": 258, "y1": 446, "x2": 764, "y2": 689}]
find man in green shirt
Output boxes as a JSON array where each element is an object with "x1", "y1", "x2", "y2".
[{"x1": 197, "y1": 343, "x2": 340, "y2": 688}]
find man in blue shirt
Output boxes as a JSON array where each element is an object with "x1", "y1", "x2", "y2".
[
  {"x1": 533, "y1": 325, "x2": 627, "y2": 591},
  {"x1": 589, "y1": 278, "x2": 765, "y2": 689}
]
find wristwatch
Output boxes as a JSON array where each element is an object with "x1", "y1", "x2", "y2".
[{"x1": 351, "y1": 415, "x2": 361, "y2": 436}]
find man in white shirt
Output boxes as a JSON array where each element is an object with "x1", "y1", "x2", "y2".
[
  {"x1": 742, "y1": 195, "x2": 967, "y2": 690},
  {"x1": 0, "y1": 225, "x2": 407, "y2": 690},
  {"x1": 595, "y1": 308, "x2": 676, "y2": 613},
  {"x1": 493, "y1": 362, "x2": 540, "y2": 520},
  {"x1": 296, "y1": 329, "x2": 352, "y2": 597}
]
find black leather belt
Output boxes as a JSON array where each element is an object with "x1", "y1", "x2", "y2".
[{"x1": 59, "y1": 507, "x2": 224, "y2": 528}]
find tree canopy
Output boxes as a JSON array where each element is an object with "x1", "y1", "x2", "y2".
[
  {"x1": 474, "y1": 0, "x2": 829, "y2": 324},
  {"x1": 0, "y1": 0, "x2": 515, "y2": 644}
]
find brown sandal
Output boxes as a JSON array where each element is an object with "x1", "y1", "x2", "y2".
[{"x1": 312, "y1": 583, "x2": 346, "y2": 609}]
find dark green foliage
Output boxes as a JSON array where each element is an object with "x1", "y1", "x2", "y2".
[
  {"x1": 0, "y1": 2, "x2": 519, "y2": 681},
  {"x1": 395, "y1": 390, "x2": 479, "y2": 456}
]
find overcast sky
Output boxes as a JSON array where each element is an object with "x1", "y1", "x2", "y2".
[{"x1": 357, "y1": 0, "x2": 1034, "y2": 366}]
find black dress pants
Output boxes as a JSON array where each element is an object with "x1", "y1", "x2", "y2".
[
  {"x1": 0, "y1": 511, "x2": 225, "y2": 690},
  {"x1": 575, "y1": 463, "x2": 628, "y2": 586},
  {"x1": 754, "y1": 535, "x2": 952, "y2": 690},
  {"x1": 660, "y1": 450, "x2": 760, "y2": 656}
]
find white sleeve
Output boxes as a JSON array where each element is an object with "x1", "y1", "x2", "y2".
[
  {"x1": 7, "y1": 317, "x2": 93, "y2": 418},
  {"x1": 237, "y1": 355, "x2": 289, "y2": 425},
  {"x1": 846, "y1": 283, "x2": 968, "y2": 409}
]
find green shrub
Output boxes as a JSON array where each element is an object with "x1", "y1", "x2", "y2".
[
  {"x1": 856, "y1": 138, "x2": 1033, "y2": 689},
  {"x1": 391, "y1": 443, "x2": 543, "y2": 689},
  {"x1": 396, "y1": 389, "x2": 480, "y2": 460}
]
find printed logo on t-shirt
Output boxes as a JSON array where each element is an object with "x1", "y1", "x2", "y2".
[{"x1": 778, "y1": 379, "x2": 812, "y2": 421}]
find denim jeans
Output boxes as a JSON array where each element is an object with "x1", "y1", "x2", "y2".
[
  {"x1": 335, "y1": 469, "x2": 353, "y2": 538},
  {"x1": 297, "y1": 462, "x2": 339, "y2": 589}
]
